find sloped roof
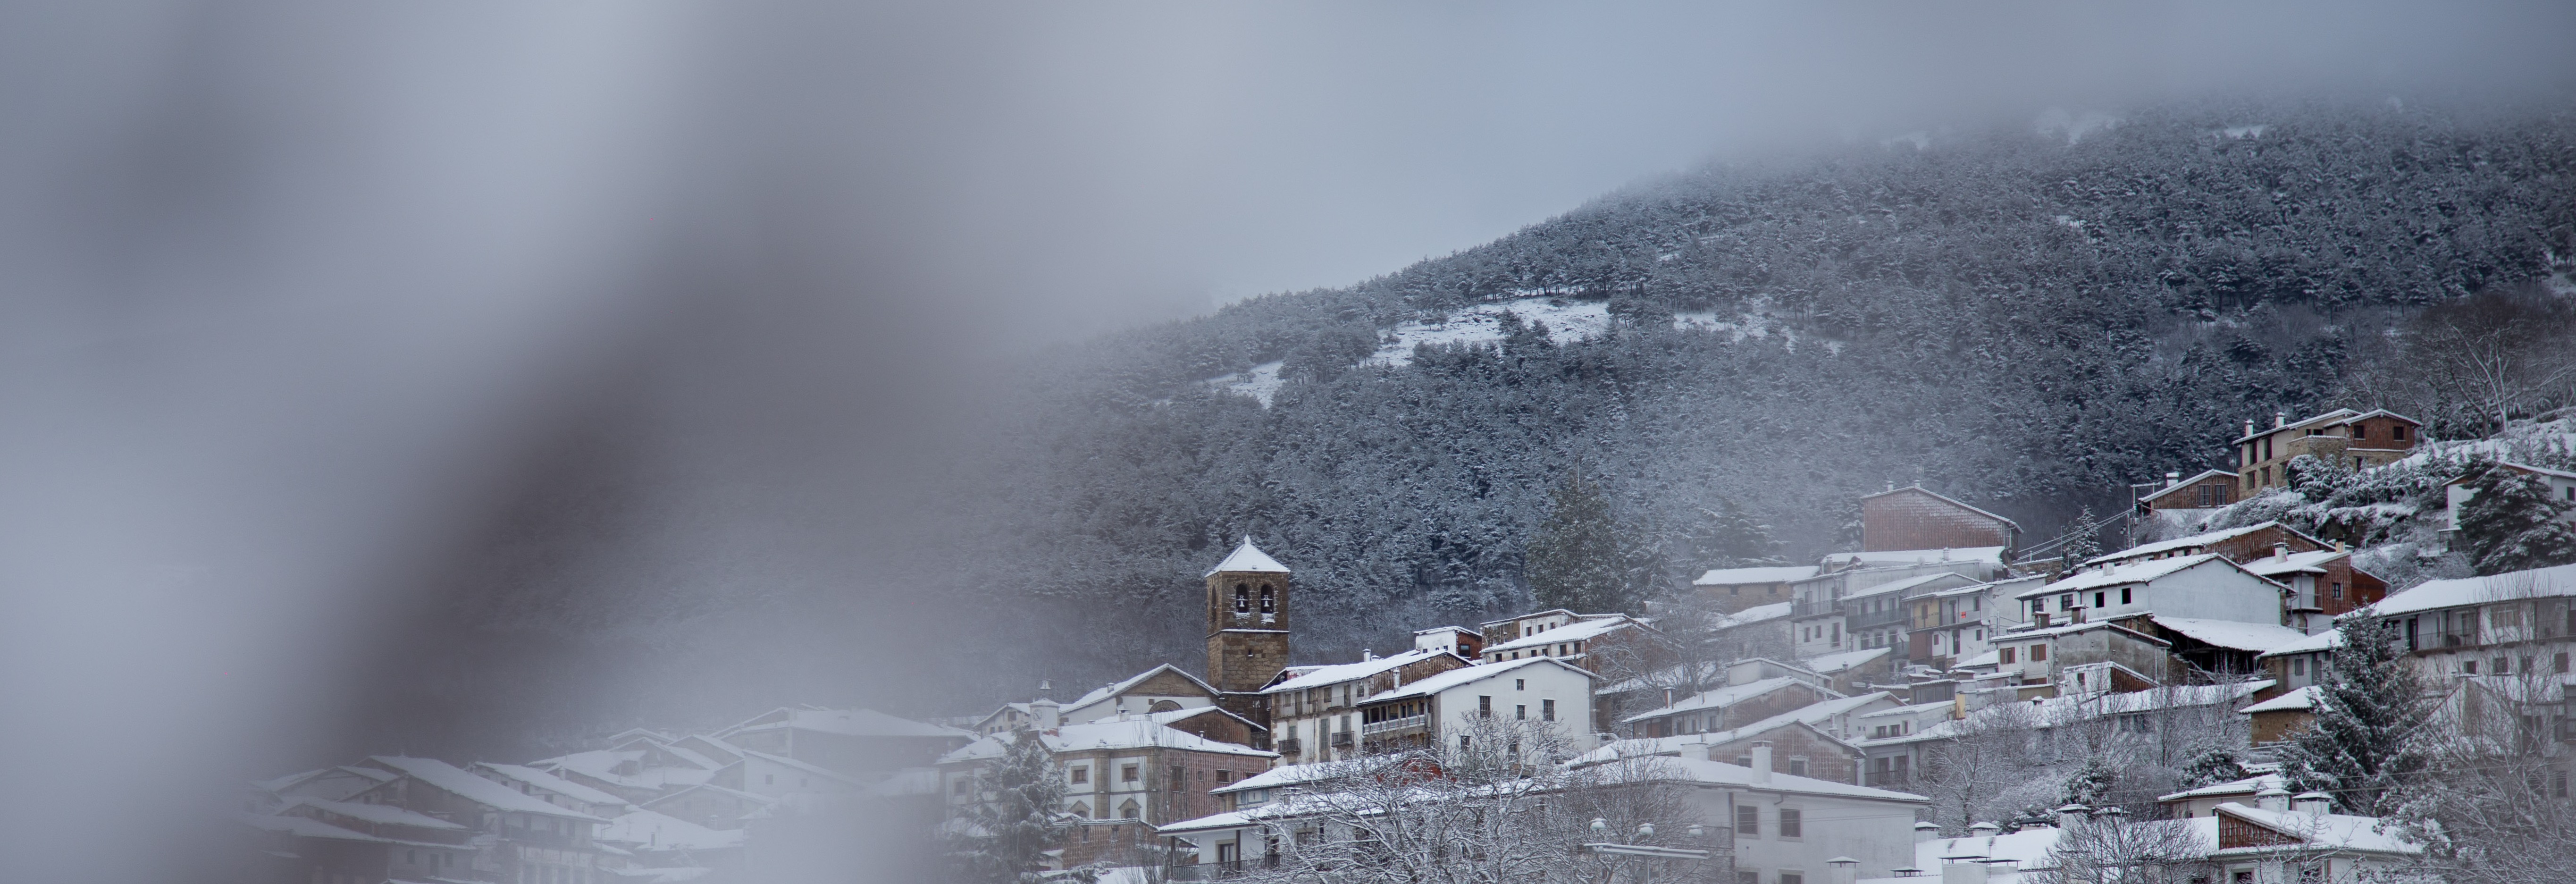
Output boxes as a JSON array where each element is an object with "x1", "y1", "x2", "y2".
[
  {"x1": 2240, "y1": 686, "x2": 2320, "y2": 714},
  {"x1": 285, "y1": 797, "x2": 467, "y2": 830},
  {"x1": 2159, "y1": 772, "x2": 2286, "y2": 802},
  {"x1": 1369, "y1": 656, "x2": 1594, "y2": 703},
  {"x1": 1205, "y1": 538, "x2": 1290, "y2": 576},
  {"x1": 365, "y1": 757, "x2": 605, "y2": 821},
  {"x1": 1712, "y1": 601, "x2": 1794, "y2": 629},
  {"x1": 2087, "y1": 521, "x2": 2335, "y2": 568},
  {"x1": 598, "y1": 809, "x2": 745, "y2": 852},
  {"x1": 727, "y1": 746, "x2": 866, "y2": 787},
  {"x1": 1620, "y1": 676, "x2": 1831, "y2": 724},
  {"x1": 2360, "y1": 562, "x2": 2576, "y2": 616},
  {"x1": 2149, "y1": 616, "x2": 2313, "y2": 653},
  {"x1": 2256, "y1": 630, "x2": 2341, "y2": 659},
  {"x1": 2241, "y1": 549, "x2": 2348, "y2": 577},
  {"x1": 1481, "y1": 614, "x2": 1648, "y2": 655},
  {"x1": 240, "y1": 812, "x2": 460, "y2": 848},
  {"x1": 1800, "y1": 647, "x2": 1892, "y2": 675},
  {"x1": 1575, "y1": 693, "x2": 1890, "y2": 764},
  {"x1": 474, "y1": 762, "x2": 631, "y2": 807},
  {"x1": 1260, "y1": 648, "x2": 1457, "y2": 694},
  {"x1": 2136, "y1": 469, "x2": 2245, "y2": 504},
  {"x1": 1694, "y1": 565, "x2": 1821, "y2": 585},
  {"x1": 936, "y1": 718, "x2": 1280, "y2": 764},
  {"x1": 1857, "y1": 485, "x2": 2024, "y2": 530},
  {"x1": 1822, "y1": 547, "x2": 2009, "y2": 569},
  {"x1": 2025, "y1": 554, "x2": 2273, "y2": 598},
  {"x1": 2213, "y1": 804, "x2": 2420, "y2": 855},
  {"x1": 2232, "y1": 408, "x2": 2365, "y2": 444},
  {"x1": 1064, "y1": 664, "x2": 1224, "y2": 712},
  {"x1": 1591, "y1": 755, "x2": 1930, "y2": 802}
]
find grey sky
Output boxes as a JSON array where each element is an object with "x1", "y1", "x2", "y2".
[{"x1": 0, "y1": 3, "x2": 2571, "y2": 880}]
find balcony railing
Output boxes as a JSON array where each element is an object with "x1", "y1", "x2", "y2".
[
  {"x1": 1274, "y1": 737, "x2": 1301, "y2": 756},
  {"x1": 1791, "y1": 599, "x2": 1840, "y2": 618},
  {"x1": 1361, "y1": 714, "x2": 1426, "y2": 735},
  {"x1": 1852, "y1": 607, "x2": 1907, "y2": 628},
  {"x1": 1330, "y1": 732, "x2": 1354, "y2": 749}
]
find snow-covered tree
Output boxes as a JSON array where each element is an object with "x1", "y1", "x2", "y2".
[
  {"x1": 1527, "y1": 470, "x2": 1634, "y2": 614},
  {"x1": 947, "y1": 730, "x2": 1094, "y2": 884},
  {"x1": 2458, "y1": 464, "x2": 2576, "y2": 575},
  {"x1": 2277, "y1": 613, "x2": 2432, "y2": 816},
  {"x1": 2177, "y1": 746, "x2": 2245, "y2": 790}
]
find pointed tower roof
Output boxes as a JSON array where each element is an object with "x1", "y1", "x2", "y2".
[{"x1": 1205, "y1": 537, "x2": 1290, "y2": 577}]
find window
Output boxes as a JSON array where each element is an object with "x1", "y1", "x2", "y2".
[
  {"x1": 2031, "y1": 645, "x2": 2047, "y2": 662},
  {"x1": 1516, "y1": 679, "x2": 1526, "y2": 690},
  {"x1": 1071, "y1": 801, "x2": 1091, "y2": 818},
  {"x1": 1233, "y1": 584, "x2": 1249, "y2": 613},
  {"x1": 1217, "y1": 770, "x2": 1232, "y2": 783},
  {"x1": 2293, "y1": 656, "x2": 2306, "y2": 676},
  {"x1": 2061, "y1": 594, "x2": 2076, "y2": 611},
  {"x1": 1543, "y1": 699, "x2": 1556, "y2": 721},
  {"x1": 2465, "y1": 660, "x2": 2480, "y2": 674},
  {"x1": 2332, "y1": 582, "x2": 2343, "y2": 600},
  {"x1": 953, "y1": 779, "x2": 969, "y2": 796},
  {"x1": 2394, "y1": 425, "x2": 2408, "y2": 441},
  {"x1": 1169, "y1": 766, "x2": 1185, "y2": 792},
  {"x1": 1999, "y1": 647, "x2": 2015, "y2": 664},
  {"x1": 2121, "y1": 588, "x2": 2132, "y2": 605},
  {"x1": 2095, "y1": 591, "x2": 2106, "y2": 608},
  {"x1": 1737, "y1": 805, "x2": 1760, "y2": 835},
  {"x1": 2557, "y1": 652, "x2": 2569, "y2": 674},
  {"x1": 2494, "y1": 657, "x2": 2511, "y2": 674},
  {"x1": 1122, "y1": 765, "x2": 1139, "y2": 783},
  {"x1": 1780, "y1": 873, "x2": 1804, "y2": 884},
  {"x1": 1459, "y1": 735, "x2": 1470, "y2": 750},
  {"x1": 1516, "y1": 704, "x2": 1527, "y2": 720},
  {"x1": 1789, "y1": 757, "x2": 1808, "y2": 777},
  {"x1": 1070, "y1": 767, "x2": 1089, "y2": 784},
  {"x1": 1120, "y1": 800, "x2": 1140, "y2": 819},
  {"x1": 1478, "y1": 696, "x2": 1492, "y2": 717},
  {"x1": 1259, "y1": 585, "x2": 1275, "y2": 613}
]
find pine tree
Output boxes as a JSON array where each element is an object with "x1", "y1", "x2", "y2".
[
  {"x1": 1687, "y1": 497, "x2": 1785, "y2": 568},
  {"x1": 2063, "y1": 505, "x2": 2102, "y2": 564},
  {"x1": 948, "y1": 729, "x2": 1091, "y2": 884},
  {"x1": 2059, "y1": 757, "x2": 2118, "y2": 808},
  {"x1": 2279, "y1": 613, "x2": 2432, "y2": 816},
  {"x1": 2179, "y1": 746, "x2": 2247, "y2": 790},
  {"x1": 2458, "y1": 464, "x2": 2576, "y2": 576},
  {"x1": 1527, "y1": 470, "x2": 1631, "y2": 613}
]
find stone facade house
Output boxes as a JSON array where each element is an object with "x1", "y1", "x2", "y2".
[
  {"x1": 1860, "y1": 485, "x2": 2022, "y2": 553},
  {"x1": 2235, "y1": 408, "x2": 2423, "y2": 494}
]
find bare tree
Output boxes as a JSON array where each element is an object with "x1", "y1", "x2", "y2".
[
  {"x1": 2339, "y1": 288, "x2": 2576, "y2": 438},
  {"x1": 1243, "y1": 716, "x2": 1713, "y2": 884},
  {"x1": 1915, "y1": 700, "x2": 2043, "y2": 833},
  {"x1": 2027, "y1": 814, "x2": 2215, "y2": 884},
  {"x1": 2388, "y1": 640, "x2": 2576, "y2": 884}
]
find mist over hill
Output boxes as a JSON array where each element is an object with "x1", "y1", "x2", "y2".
[{"x1": 929, "y1": 100, "x2": 2576, "y2": 697}]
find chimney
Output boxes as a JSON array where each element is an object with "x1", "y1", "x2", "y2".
[
  {"x1": 2056, "y1": 803, "x2": 2089, "y2": 829},
  {"x1": 2274, "y1": 542, "x2": 2289, "y2": 562},
  {"x1": 1362, "y1": 648, "x2": 1375, "y2": 661},
  {"x1": 2293, "y1": 791, "x2": 2332, "y2": 816},
  {"x1": 1031, "y1": 696, "x2": 1061, "y2": 729},
  {"x1": 1914, "y1": 820, "x2": 1941, "y2": 843},
  {"x1": 1749, "y1": 741, "x2": 1773, "y2": 784},
  {"x1": 2275, "y1": 412, "x2": 2286, "y2": 429},
  {"x1": 2334, "y1": 539, "x2": 2347, "y2": 553},
  {"x1": 2165, "y1": 471, "x2": 2181, "y2": 488},
  {"x1": 2256, "y1": 786, "x2": 2291, "y2": 812},
  {"x1": 1969, "y1": 821, "x2": 2000, "y2": 838},
  {"x1": 2245, "y1": 420, "x2": 2256, "y2": 438}
]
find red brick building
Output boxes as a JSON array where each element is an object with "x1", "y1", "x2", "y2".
[
  {"x1": 1860, "y1": 485, "x2": 2021, "y2": 553},
  {"x1": 2136, "y1": 469, "x2": 2240, "y2": 513}
]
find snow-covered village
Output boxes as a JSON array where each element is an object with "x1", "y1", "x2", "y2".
[
  {"x1": 235, "y1": 408, "x2": 2576, "y2": 884},
  {"x1": 19, "y1": 6, "x2": 2576, "y2": 884}
]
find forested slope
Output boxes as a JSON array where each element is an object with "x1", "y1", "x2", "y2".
[{"x1": 933, "y1": 101, "x2": 2576, "y2": 697}]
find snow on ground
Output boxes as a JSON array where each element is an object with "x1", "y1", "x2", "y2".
[
  {"x1": 2219, "y1": 124, "x2": 2270, "y2": 139},
  {"x1": 1205, "y1": 297, "x2": 1810, "y2": 403},
  {"x1": 1204, "y1": 361, "x2": 1285, "y2": 406}
]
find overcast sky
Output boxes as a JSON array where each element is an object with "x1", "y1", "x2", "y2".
[{"x1": 2, "y1": 3, "x2": 2573, "y2": 880}]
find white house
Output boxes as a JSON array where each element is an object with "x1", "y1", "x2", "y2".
[
  {"x1": 1352, "y1": 657, "x2": 1598, "y2": 757},
  {"x1": 971, "y1": 665, "x2": 1224, "y2": 735},
  {"x1": 2015, "y1": 554, "x2": 2288, "y2": 630},
  {"x1": 1259, "y1": 648, "x2": 1472, "y2": 765}
]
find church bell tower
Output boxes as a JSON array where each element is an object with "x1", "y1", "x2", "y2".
[{"x1": 1204, "y1": 537, "x2": 1291, "y2": 697}]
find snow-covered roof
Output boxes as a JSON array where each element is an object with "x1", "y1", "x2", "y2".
[
  {"x1": 1800, "y1": 647, "x2": 1892, "y2": 675},
  {"x1": 1411, "y1": 625, "x2": 1476, "y2": 636},
  {"x1": 728, "y1": 746, "x2": 867, "y2": 787},
  {"x1": 240, "y1": 812, "x2": 460, "y2": 848},
  {"x1": 1370, "y1": 657, "x2": 1594, "y2": 703},
  {"x1": 2256, "y1": 630, "x2": 2342, "y2": 659},
  {"x1": 2212, "y1": 804, "x2": 2420, "y2": 856},
  {"x1": 2159, "y1": 772, "x2": 2286, "y2": 802},
  {"x1": 2085, "y1": 522, "x2": 2284, "y2": 565},
  {"x1": 2360, "y1": 563, "x2": 2576, "y2": 617},
  {"x1": 365, "y1": 757, "x2": 606, "y2": 821},
  {"x1": 1712, "y1": 601, "x2": 1794, "y2": 629},
  {"x1": 2231, "y1": 408, "x2": 2378, "y2": 444},
  {"x1": 473, "y1": 762, "x2": 629, "y2": 808},
  {"x1": 1480, "y1": 614, "x2": 1646, "y2": 655},
  {"x1": 597, "y1": 809, "x2": 746, "y2": 852},
  {"x1": 1574, "y1": 694, "x2": 1888, "y2": 765},
  {"x1": 1208, "y1": 757, "x2": 1388, "y2": 796},
  {"x1": 2148, "y1": 616, "x2": 2313, "y2": 653},
  {"x1": 1992, "y1": 620, "x2": 2172, "y2": 648},
  {"x1": 1588, "y1": 755, "x2": 1930, "y2": 802},
  {"x1": 1620, "y1": 676, "x2": 1828, "y2": 724},
  {"x1": 2240, "y1": 686, "x2": 2321, "y2": 714},
  {"x1": 1204, "y1": 538, "x2": 1290, "y2": 576},
  {"x1": 1846, "y1": 572, "x2": 1967, "y2": 600},
  {"x1": 936, "y1": 718, "x2": 1279, "y2": 764},
  {"x1": 1694, "y1": 565, "x2": 1821, "y2": 585},
  {"x1": 1142, "y1": 704, "x2": 1266, "y2": 732},
  {"x1": 2137, "y1": 470, "x2": 2245, "y2": 504},
  {"x1": 1261, "y1": 648, "x2": 1459, "y2": 694},
  {"x1": 1897, "y1": 825, "x2": 2068, "y2": 875},
  {"x1": 1954, "y1": 649, "x2": 2001, "y2": 668},
  {"x1": 1822, "y1": 547, "x2": 2009, "y2": 568},
  {"x1": 2240, "y1": 549, "x2": 2347, "y2": 577},
  {"x1": 1063, "y1": 664, "x2": 1223, "y2": 712},
  {"x1": 286, "y1": 797, "x2": 467, "y2": 830},
  {"x1": 2024, "y1": 554, "x2": 2273, "y2": 598},
  {"x1": 1857, "y1": 485, "x2": 2023, "y2": 530},
  {"x1": 722, "y1": 708, "x2": 973, "y2": 741},
  {"x1": 1853, "y1": 699, "x2": 1951, "y2": 721}
]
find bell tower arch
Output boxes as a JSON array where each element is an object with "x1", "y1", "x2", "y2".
[{"x1": 1203, "y1": 537, "x2": 1291, "y2": 696}]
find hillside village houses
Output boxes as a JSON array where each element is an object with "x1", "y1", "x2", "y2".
[{"x1": 247, "y1": 408, "x2": 2576, "y2": 884}]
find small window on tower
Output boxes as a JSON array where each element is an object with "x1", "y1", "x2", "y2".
[
  {"x1": 1259, "y1": 585, "x2": 1275, "y2": 613},
  {"x1": 1234, "y1": 585, "x2": 1249, "y2": 613}
]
